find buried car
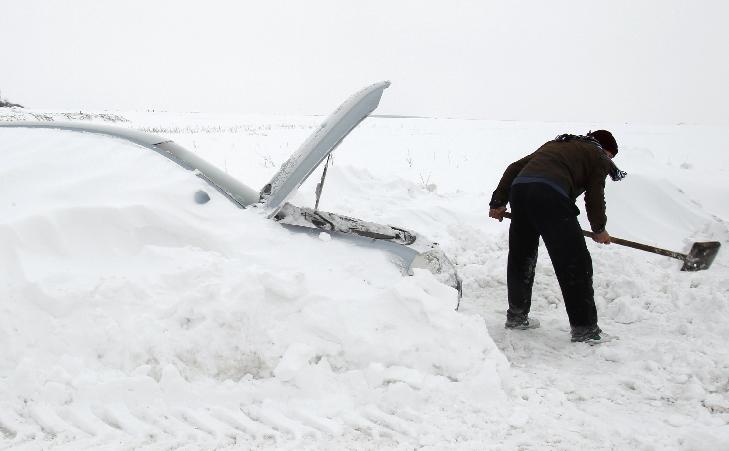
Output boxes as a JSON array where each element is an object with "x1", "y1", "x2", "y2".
[{"x1": 0, "y1": 81, "x2": 462, "y2": 300}]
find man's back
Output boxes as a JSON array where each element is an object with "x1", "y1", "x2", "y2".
[{"x1": 519, "y1": 138, "x2": 611, "y2": 200}]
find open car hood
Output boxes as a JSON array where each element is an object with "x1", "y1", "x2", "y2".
[{"x1": 259, "y1": 81, "x2": 390, "y2": 218}]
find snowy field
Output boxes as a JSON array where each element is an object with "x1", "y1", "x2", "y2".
[{"x1": 1, "y1": 109, "x2": 728, "y2": 450}]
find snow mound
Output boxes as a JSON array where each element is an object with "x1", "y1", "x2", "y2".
[
  {"x1": 3, "y1": 115, "x2": 728, "y2": 449},
  {"x1": 0, "y1": 128, "x2": 509, "y2": 447}
]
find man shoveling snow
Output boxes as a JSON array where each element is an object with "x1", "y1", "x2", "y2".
[{"x1": 488, "y1": 130, "x2": 626, "y2": 344}]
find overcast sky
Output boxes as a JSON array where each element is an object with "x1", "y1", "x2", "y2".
[{"x1": 2, "y1": 0, "x2": 728, "y2": 124}]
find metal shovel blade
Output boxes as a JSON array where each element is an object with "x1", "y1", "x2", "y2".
[{"x1": 681, "y1": 241, "x2": 721, "y2": 271}]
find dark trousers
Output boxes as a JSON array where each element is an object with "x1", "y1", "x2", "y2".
[{"x1": 507, "y1": 183, "x2": 597, "y2": 328}]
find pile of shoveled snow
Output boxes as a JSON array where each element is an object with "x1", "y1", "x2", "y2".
[{"x1": 0, "y1": 128, "x2": 509, "y2": 447}]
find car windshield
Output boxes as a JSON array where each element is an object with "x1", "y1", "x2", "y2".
[
  {"x1": 154, "y1": 141, "x2": 260, "y2": 208},
  {"x1": 1, "y1": 128, "x2": 228, "y2": 222}
]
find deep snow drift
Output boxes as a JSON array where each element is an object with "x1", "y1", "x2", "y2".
[{"x1": 1, "y1": 110, "x2": 728, "y2": 449}]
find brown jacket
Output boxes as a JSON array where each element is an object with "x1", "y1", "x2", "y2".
[{"x1": 490, "y1": 138, "x2": 613, "y2": 233}]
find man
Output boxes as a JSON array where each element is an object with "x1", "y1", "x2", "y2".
[{"x1": 489, "y1": 130, "x2": 626, "y2": 343}]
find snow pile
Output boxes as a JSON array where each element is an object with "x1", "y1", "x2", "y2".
[
  {"x1": 0, "y1": 128, "x2": 508, "y2": 447},
  {"x1": 1, "y1": 114, "x2": 729, "y2": 449}
]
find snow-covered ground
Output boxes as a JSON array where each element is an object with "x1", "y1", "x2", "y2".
[{"x1": 1, "y1": 109, "x2": 728, "y2": 450}]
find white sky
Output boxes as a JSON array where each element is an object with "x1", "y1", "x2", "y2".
[{"x1": 2, "y1": 0, "x2": 728, "y2": 124}]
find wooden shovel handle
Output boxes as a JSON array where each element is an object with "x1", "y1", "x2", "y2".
[{"x1": 501, "y1": 211, "x2": 688, "y2": 262}]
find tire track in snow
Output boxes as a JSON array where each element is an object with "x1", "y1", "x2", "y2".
[{"x1": 0, "y1": 399, "x2": 425, "y2": 448}]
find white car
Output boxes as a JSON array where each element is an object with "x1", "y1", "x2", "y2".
[{"x1": 0, "y1": 82, "x2": 462, "y2": 299}]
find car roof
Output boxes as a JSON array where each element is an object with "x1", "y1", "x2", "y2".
[{"x1": 0, "y1": 121, "x2": 261, "y2": 207}]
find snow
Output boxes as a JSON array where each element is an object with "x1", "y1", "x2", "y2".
[{"x1": 1, "y1": 111, "x2": 728, "y2": 449}]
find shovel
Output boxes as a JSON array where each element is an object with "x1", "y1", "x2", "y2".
[{"x1": 502, "y1": 212, "x2": 720, "y2": 271}]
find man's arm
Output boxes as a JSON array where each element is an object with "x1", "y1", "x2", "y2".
[
  {"x1": 584, "y1": 163, "x2": 610, "y2": 242},
  {"x1": 489, "y1": 153, "x2": 533, "y2": 210}
]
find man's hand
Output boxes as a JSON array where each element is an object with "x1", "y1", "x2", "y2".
[
  {"x1": 489, "y1": 206, "x2": 507, "y2": 222},
  {"x1": 592, "y1": 230, "x2": 611, "y2": 244}
]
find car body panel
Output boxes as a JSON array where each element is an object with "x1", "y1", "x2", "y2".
[{"x1": 274, "y1": 203, "x2": 461, "y2": 297}]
